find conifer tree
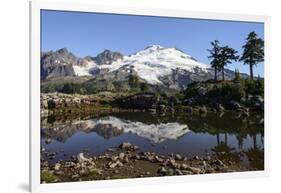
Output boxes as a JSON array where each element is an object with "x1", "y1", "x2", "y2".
[
  {"x1": 240, "y1": 31, "x2": 264, "y2": 80},
  {"x1": 208, "y1": 40, "x2": 221, "y2": 82}
]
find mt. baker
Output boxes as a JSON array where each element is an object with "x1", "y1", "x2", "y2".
[{"x1": 41, "y1": 45, "x2": 245, "y2": 90}]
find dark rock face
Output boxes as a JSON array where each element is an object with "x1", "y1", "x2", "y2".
[
  {"x1": 41, "y1": 48, "x2": 123, "y2": 80},
  {"x1": 93, "y1": 50, "x2": 123, "y2": 65},
  {"x1": 115, "y1": 93, "x2": 158, "y2": 110},
  {"x1": 41, "y1": 48, "x2": 79, "y2": 79}
]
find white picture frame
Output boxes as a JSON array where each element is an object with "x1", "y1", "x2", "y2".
[{"x1": 30, "y1": 1, "x2": 271, "y2": 192}]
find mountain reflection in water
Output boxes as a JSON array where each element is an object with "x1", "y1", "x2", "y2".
[
  {"x1": 42, "y1": 116, "x2": 189, "y2": 144},
  {"x1": 41, "y1": 112, "x2": 264, "y2": 170}
]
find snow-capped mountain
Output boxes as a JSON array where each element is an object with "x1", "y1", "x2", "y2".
[{"x1": 41, "y1": 45, "x2": 245, "y2": 90}]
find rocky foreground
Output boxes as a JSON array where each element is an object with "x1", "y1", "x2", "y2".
[{"x1": 41, "y1": 142, "x2": 251, "y2": 183}]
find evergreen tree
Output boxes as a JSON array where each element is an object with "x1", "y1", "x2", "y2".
[
  {"x1": 208, "y1": 40, "x2": 221, "y2": 82},
  {"x1": 218, "y1": 46, "x2": 239, "y2": 81},
  {"x1": 239, "y1": 31, "x2": 264, "y2": 80},
  {"x1": 234, "y1": 68, "x2": 241, "y2": 83}
]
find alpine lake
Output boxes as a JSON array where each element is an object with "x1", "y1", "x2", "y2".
[{"x1": 41, "y1": 110, "x2": 264, "y2": 171}]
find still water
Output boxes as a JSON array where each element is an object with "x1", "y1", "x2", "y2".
[{"x1": 41, "y1": 111, "x2": 264, "y2": 170}]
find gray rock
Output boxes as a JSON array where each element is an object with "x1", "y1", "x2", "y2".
[
  {"x1": 45, "y1": 138, "x2": 52, "y2": 144},
  {"x1": 54, "y1": 163, "x2": 61, "y2": 171},
  {"x1": 71, "y1": 174, "x2": 79, "y2": 179},
  {"x1": 119, "y1": 142, "x2": 138, "y2": 151},
  {"x1": 167, "y1": 168, "x2": 174, "y2": 176},
  {"x1": 175, "y1": 169, "x2": 183, "y2": 175},
  {"x1": 186, "y1": 166, "x2": 201, "y2": 174},
  {"x1": 175, "y1": 153, "x2": 183, "y2": 160},
  {"x1": 158, "y1": 167, "x2": 167, "y2": 176},
  {"x1": 213, "y1": 159, "x2": 224, "y2": 166},
  {"x1": 108, "y1": 162, "x2": 117, "y2": 169},
  {"x1": 118, "y1": 153, "x2": 125, "y2": 160},
  {"x1": 182, "y1": 170, "x2": 193, "y2": 175},
  {"x1": 145, "y1": 171, "x2": 151, "y2": 175},
  {"x1": 77, "y1": 153, "x2": 91, "y2": 163}
]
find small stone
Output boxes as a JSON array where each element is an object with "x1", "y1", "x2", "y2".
[
  {"x1": 169, "y1": 159, "x2": 176, "y2": 166},
  {"x1": 181, "y1": 163, "x2": 188, "y2": 170},
  {"x1": 186, "y1": 166, "x2": 201, "y2": 174},
  {"x1": 111, "y1": 156, "x2": 118, "y2": 161},
  {"x1": 134, "y1": 155, "x2": 141, "y2": 160},
  {"x1": 54, "y1": 163, "x2": 61, "y2": 171},
  {"x1": 167, "y1": 168, "x2": 174, "y2": 176},
  {"x1": 123, "y1": 157, "x2": 129, "y2": 163},
  {"x1": 157, "y1": 167, "x2": 167, "y2": 176},
  {"x1": 155, "y1": 156, "x2": 164, "y2": 163},
  {"x1": 201, "y1": 161, "x2": 207, "y2": 167},
  {"x1": 175, "y1": 169, "x2": 183, "y2": 175},
  {"x1": 193, "y1": 156, "x2": 200, "y2": 160},
  {"x1": 45, "y1": 139, "x2": 52, "y2": 144},
  {"x1": 119, "y1": 153, "x2": 125, "y2": 160},
  {"x1": 77, "y1": 153, "x2": 90, "y2": 163},
  {"x1": 116, "y1": 160, "x2": 123, "y2": 167},
  {"x1": 182, "y1": 170, "x2": 193, "y2": 175},
  {"x1": 175, "y1": 154, "x2": 183, "y2": 160},
  {"x1": 119, "y1": 142, "x2": 137, "y2": 151},
  {"x1": 213, "y1": 159, "x2": 224, "y2": 166},
  {"x1": 146, "y1": 155, "x2": 155, "y2": 162},
  {"x1": 109, "y1": 162, "x2": 117, "y2": 169},
  {"x1": 79, "y1": 169, "x2": 88, "y2": 176},
  {"x1": 71, "y1": 174, "x2": 79, "y2": 179},
  {"x1": 204, "y1": 156, "x2": 211, "y2": 161},
  {"x1": 205, "y1": 168, "x2": 215, "y2": 173}
]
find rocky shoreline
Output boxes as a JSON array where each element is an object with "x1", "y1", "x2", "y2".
[
  {"x1": 41, "y1": 142, "x2": 254, "y2": 183},
  {"x1": 41, "y1": 92, "x2": 261, "y2": 119}
]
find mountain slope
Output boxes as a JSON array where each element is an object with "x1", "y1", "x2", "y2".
[{"x1": 41, "y1": 45, "x2": 247, "y2": 91}]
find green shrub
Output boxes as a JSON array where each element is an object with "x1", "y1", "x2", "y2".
[
  {"x1": 41, "y1": 171, "x2": 58, "y2": 183},
  {"x1": 208, "y1": 83, "x2": 245, "y2": 102},
  {"x1": 244, "y1": 78, "x2": 264, "y2": 96}
]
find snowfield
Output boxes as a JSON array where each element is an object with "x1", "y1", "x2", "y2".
[{"x1": 73, "y1": 45, "x2": 210, "y2": 85}]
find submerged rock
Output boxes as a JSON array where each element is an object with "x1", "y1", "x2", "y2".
[{"x1": 119, "y1": 142, "x2": 138, "y2": 151}]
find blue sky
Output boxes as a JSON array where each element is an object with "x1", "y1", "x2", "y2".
[{"x1": 41, "y1": 10, "x2": 264, "y2": 76}]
